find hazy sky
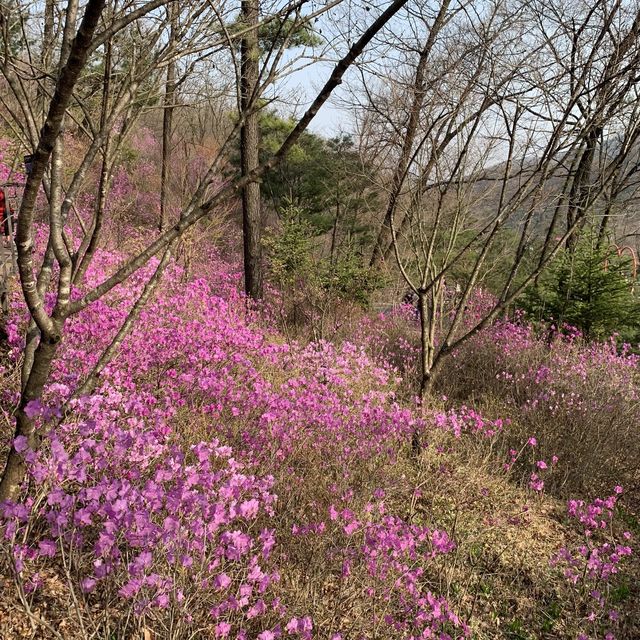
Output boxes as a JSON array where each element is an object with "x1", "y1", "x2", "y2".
[{"x1": 273, "y1": 56, "x2": 353, "y2": 137}]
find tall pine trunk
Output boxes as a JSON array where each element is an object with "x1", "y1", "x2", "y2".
[
  {"x1": 240, "y1": 0, "x2": 263, "y2": 299},
  {"x1": 160, "y1": 7, "x2": 177, "y2": 232}
]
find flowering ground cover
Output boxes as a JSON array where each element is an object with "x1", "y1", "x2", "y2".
[
  {"x1": 0, "y1": 139, "x2": 637, "y2": 639},
  {"x1": 0, "y1": 233, "x2": 637, "y2": 639}
]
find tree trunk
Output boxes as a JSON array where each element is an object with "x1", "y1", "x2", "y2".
[
  {"x1": 73, "y1": 38, "x2": 113, "y2": 285},
  {"x1": 0, "y1": 0, "x2": 106, "y2": 499},
  {"x1": 417, "y1": 291, "x2": 437, "y2": 399},
  {"x1": 0, "y1": 335, "x2": 60, "y2": 501},
  {"x1": 330, "y1": 190, "x2": 340, "y2": 265},
  {"x1": 240, "y1": 0, "x2": 263, "y2": 300},
  {"x1": 160, "y1": 7, "x2": 177, "y2": 233},
  {"x1": 566, "y1": 129, "x2": 599, "y2": 252},
  {"x1": 596, "y1": 205, "x2": 611, "y2": 249},
  {"x1": 38, "y1": 0, "x2": 56, "y2": 119}
]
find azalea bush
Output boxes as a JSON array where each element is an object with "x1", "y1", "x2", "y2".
[
  {"x1": 440, "y1": 315, "x2": 640, "y2": 500},
  {"x1": 1, "y1": 421, "x2": 280, "y2": 638},
  {"x1": 355, "y1": 284, "x2": 639, "y2": 502},
  {"x1": 0, "y1": 138, "x2": 637, "y2": 638},
  {"x1": 0, "y1": 236, "x2": 468, "y2": 638},
  {"x1": 552, "y1": 488, "x2": 634, "y2": 640}
]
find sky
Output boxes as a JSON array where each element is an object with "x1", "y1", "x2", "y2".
[{"x1": 272, "y1": 55, "x2": 356, "y2": 138}]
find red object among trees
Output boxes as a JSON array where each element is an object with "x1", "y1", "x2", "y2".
[
  {"x1": 0, "y1": 189, "x2": 14, "y2": 239},
  {"x1": 0, "y1": 189, "x2": 7, "y2": 237}
]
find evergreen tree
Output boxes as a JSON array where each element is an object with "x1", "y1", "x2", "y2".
[{"x1": 522, "y1": 231, "x2": 640, "y2": 342}]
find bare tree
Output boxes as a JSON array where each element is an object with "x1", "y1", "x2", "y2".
[
  {"x1": 159, "y1": 2, "x2": 177, "y2": 232},
  {"x1": 378, "y1": 0, "x2": 640, "y2": 408},
  {"x1": 368, "y1": 0, "x2": 456, "y2": 268},
  {"x1": 0, "y1": 0, "x2": 108, "y2": 498},
  {"x1": 0, "y1": 0, "x2": 411, "y2": 499}
]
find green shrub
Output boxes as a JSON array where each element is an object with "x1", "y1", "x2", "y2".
[
  {"x1": 264, "y1": 204, "x2": 383, "y2": 337},
  {"x1": 521, "y1": 232, "x2": 640, "y2": 343}
]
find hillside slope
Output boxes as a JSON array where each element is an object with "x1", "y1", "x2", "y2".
[{"x1": 0, "y1": 240, "x2": 637, "y2": 639}]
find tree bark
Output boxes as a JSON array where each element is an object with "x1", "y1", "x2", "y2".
[
  {"x1": 0, "y1": 334, "x2": 59, "y2": 500},
  {"x1": 240, "y1": 0, "x2": 263, "y2": 299},
  {"x1": 73, "y1": 36, "x2": 113, "y2": 284},
  {"x1": 0, "y1": 0, "x2": 106, "y2": 500},
  {"x1": 38, "y1": 0, "x2": 56, "y2": 119},
  {"x1": 566, "y1": 129, "x2": 599, "y2": 252},
  {"x1": 417, "y1": 289, "x2": 439, "y2": 399},
  {"x1": 329, "y1": 191, "x2": 340, "y2": 265},
  {"x1": 160, "y1": 6, "x2": 177, "y2": 233}
]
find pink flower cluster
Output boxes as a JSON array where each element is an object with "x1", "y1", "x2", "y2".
[
  {"x1": 433, "y1": 405, "x2": 507, "y2": 439},
  {"x1": 551, "y1": 488, "x2": 633, "y2": 639},
  {"x1": 0, "y1": 231, "x2": 463, "y2": 636},
  {"x1": 2, "y1": 401, "x2": 282, "y2": 629}
]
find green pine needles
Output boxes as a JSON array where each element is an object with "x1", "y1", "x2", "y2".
[{"x1": 522, "y1": 230, "x2": 640, "y2": 343}]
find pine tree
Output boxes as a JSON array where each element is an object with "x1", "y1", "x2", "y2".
[{"x1": 523, "y1": 231, "x2": 640, "y2": 343}]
